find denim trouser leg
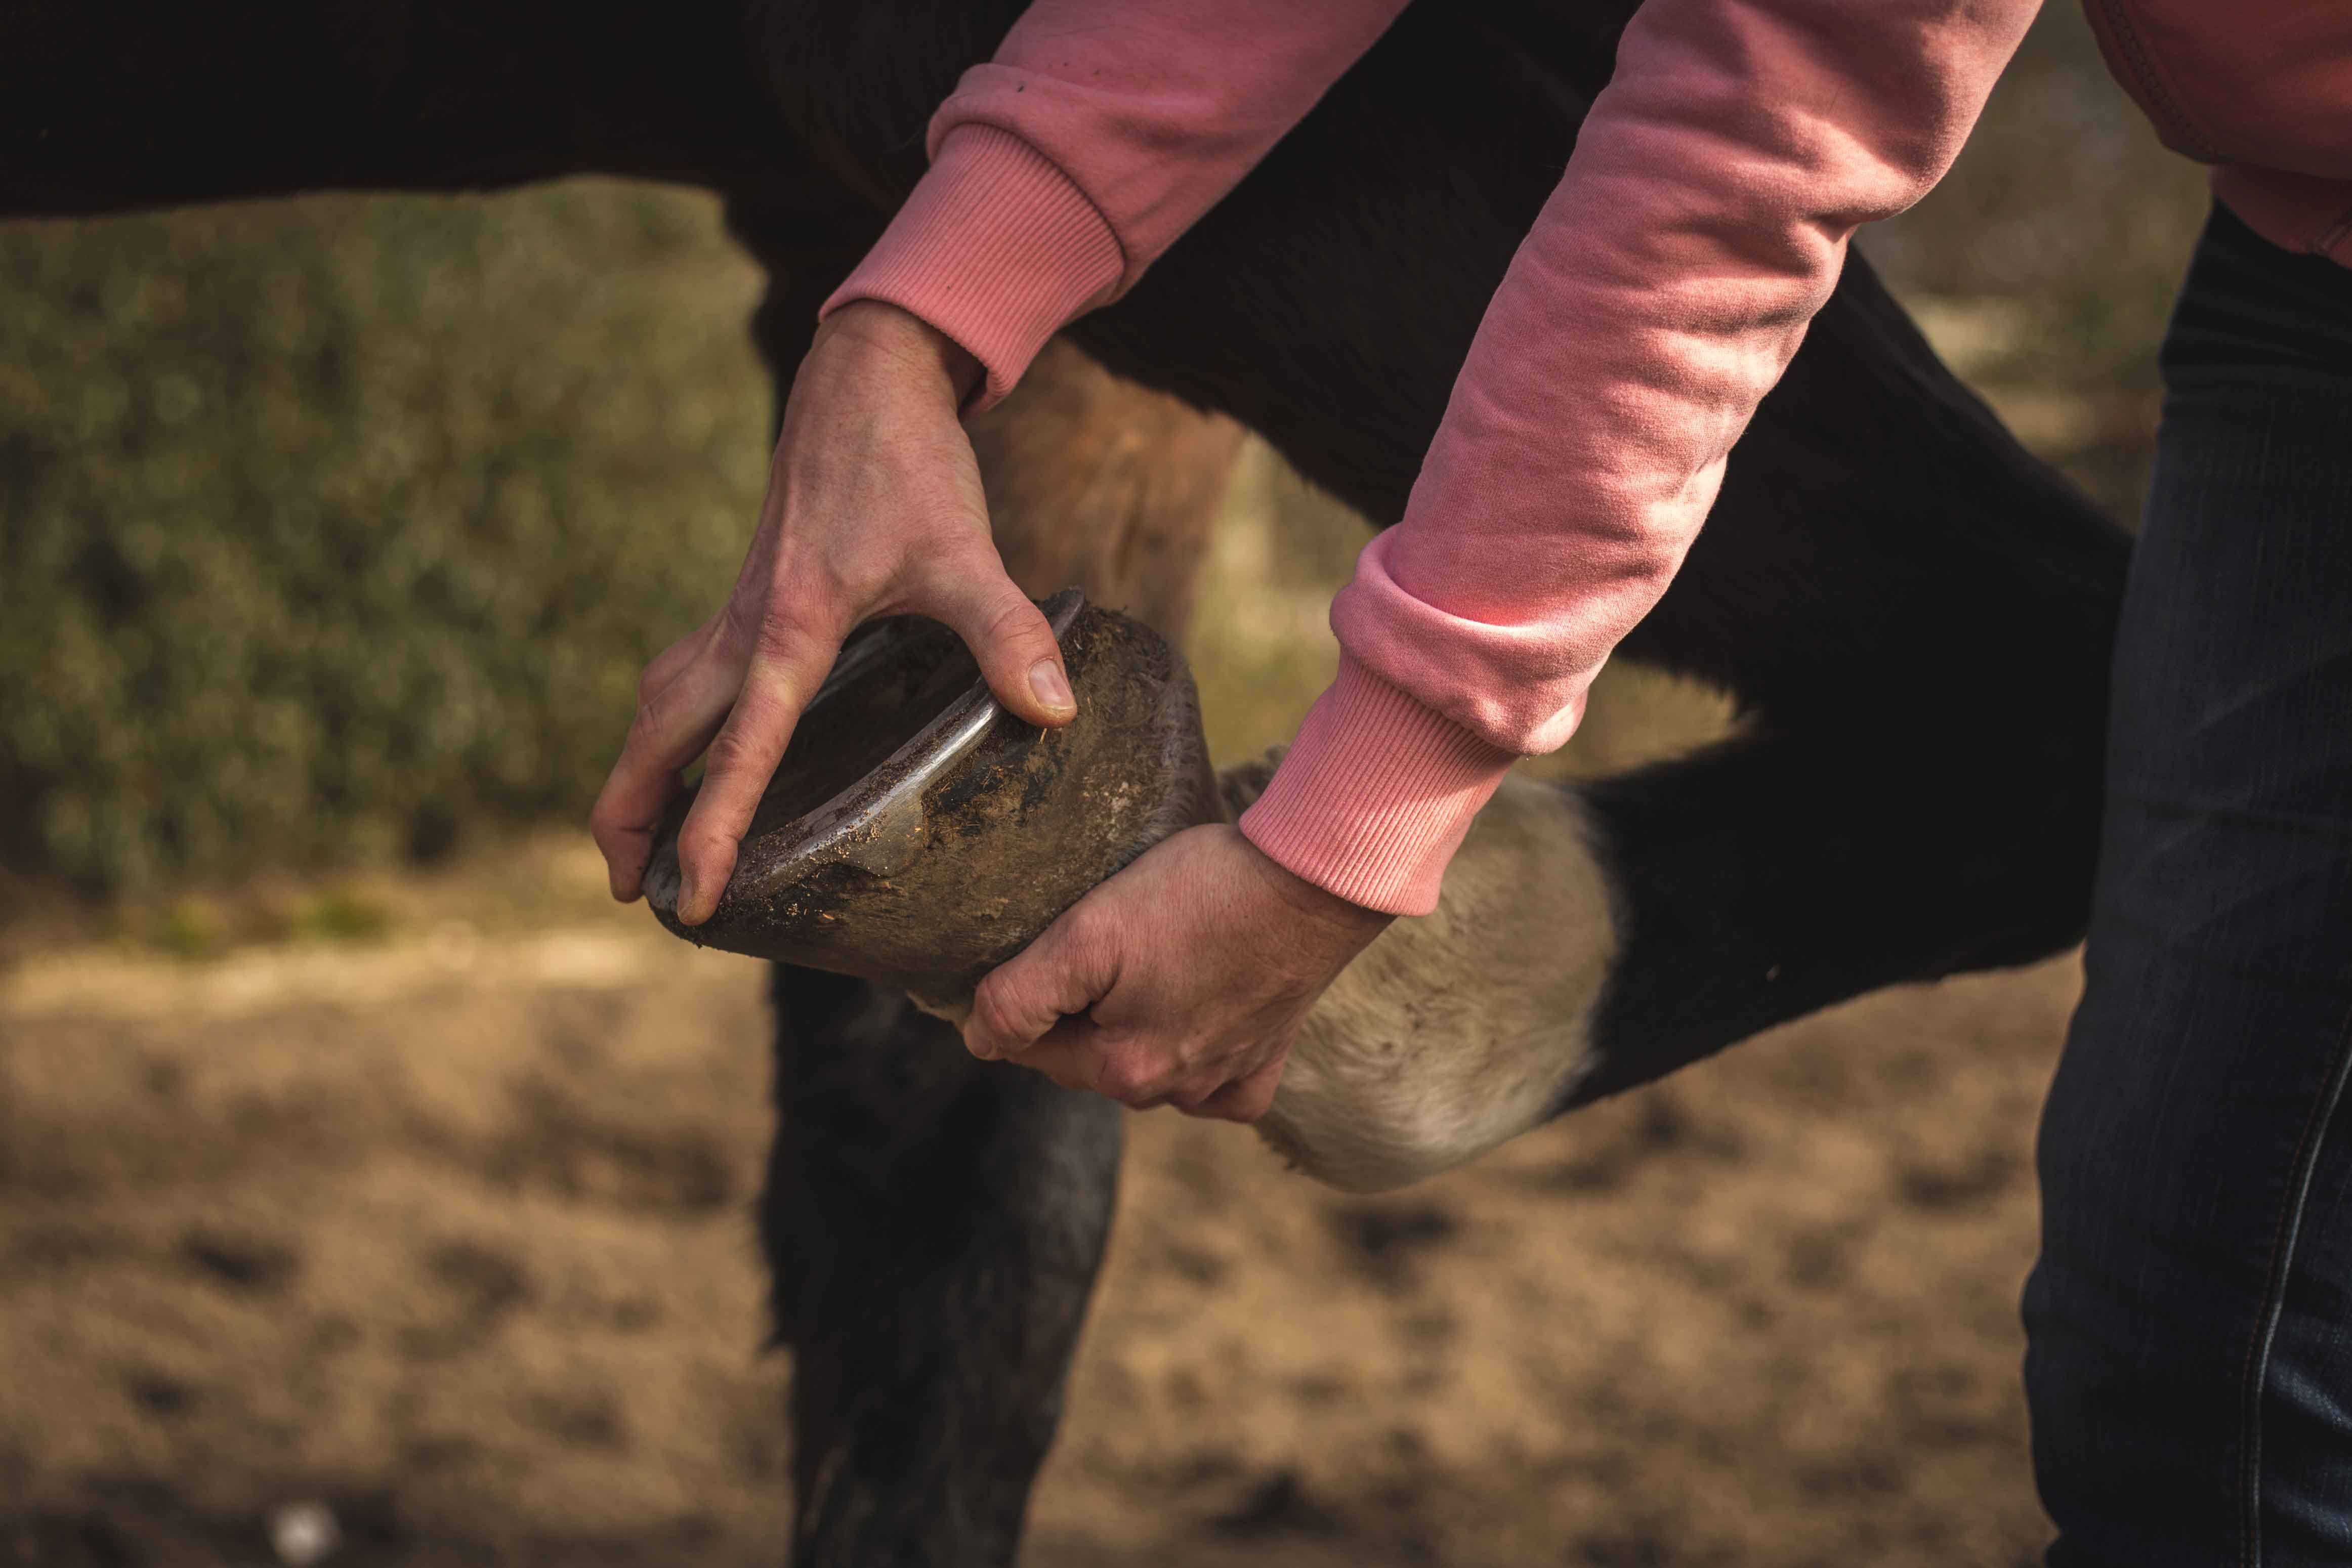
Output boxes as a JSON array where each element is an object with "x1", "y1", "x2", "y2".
[{"x1": 2025, "y1": 207, "x2": 2352, "y2": 1566}]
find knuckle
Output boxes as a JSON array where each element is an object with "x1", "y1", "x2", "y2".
[
  {"x1": 634, "y1": 635, "x2": 697, "y2": 705},
  {"x1": 715, "y1": 588, "x2": 766, "y2": 652},
  {"x1": 979, "y1": 590, "x2": 1043, "y2": 648},
  {"x1": 1064, "y1": 906, "x2": 1118, "y2": 966},
  {"x1": 753, "y1": 605, "x2": 814, "y2": 663},
  {"x1": 627, "y1": 684, "x2": 671, "y2": 741},
  {"x1": 774, "y1": 554, "x2": 861, "y2": 624},
  {"x1": 677, "y1": 834, "x2": 729, "y2": 873},
  {"x1": 677, "y1": 813, "x2": 738, "y2": 862},
  {"x1": 629, "y1": 682, "x2": 707, "y2": 755},
  {"x1": 587, "y1": 800, "x2": 629, "y2": 844},
  {"x1": 755, "y1": 575, "x2": 858, "y2": 664},
  {"x1": 1095, "y1": 1055, "x2": 1161, "y2": 1104},
  {"x1": 700, "y1": 726, "x2": 762, "y2": 783},
  {"x1": 972, "y1": 983, "x2": 1027, "y2": 1048}
]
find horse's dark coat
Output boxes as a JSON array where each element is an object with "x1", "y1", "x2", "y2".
[{"x1": 2, "y1": 4, "x2": 2127, "y2": 1561}]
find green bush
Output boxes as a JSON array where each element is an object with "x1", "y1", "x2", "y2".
[
  {"x1": 0, "y1": 183, "x2": 771, "y2": 890},
  {"x1": 1869, "y1": 2, "x2": 2209, "y2": 519}
]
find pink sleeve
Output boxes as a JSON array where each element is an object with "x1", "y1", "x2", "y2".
[
  {"x1": 1244, "y1": 0, "x2": 2037, "y2": 912},
  {"x1": 824, "y1": 0, "x2": 1411, "y2": 406},
  {"x1": 830, "y1": 0, "x2": 2037, "y2": 916}
]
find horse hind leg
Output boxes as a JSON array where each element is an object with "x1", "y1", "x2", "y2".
[
  {"x1": 1050, "y1": 8, "x2": 2126, "y2": 1194},
  {"x1": 1202, "y1": 266, "x2": 2122, "y2": 1196},
  {"x1": 1209, "y1": 264, "x2": 2123, "y2": 1196}
]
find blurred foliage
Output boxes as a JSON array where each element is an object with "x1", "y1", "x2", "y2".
[
  {"x1": 0, "y1": 185, "x2": 770, "y2": 891},
  {"x1": 0, "y1": 5, "x2": 2207, "y2": 895},
  {"x1": 113, "y1": 883, "x2": 395, "y2": 961},
  {"x1": 1868, "y1": 1, "x2": 2209, "y2": 519}
]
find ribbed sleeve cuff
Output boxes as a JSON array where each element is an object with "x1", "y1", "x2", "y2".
[
  {"x1": 1239, "y1": 659, "x2": 1518, "y2": 917},
  {"x1": 820, "y1": 125, "x2": 1125, "y2": 412}
]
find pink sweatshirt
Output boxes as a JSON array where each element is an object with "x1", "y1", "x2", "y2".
[{"x1": 825, "y1": 0, "x2": 2039, "y2": 915}]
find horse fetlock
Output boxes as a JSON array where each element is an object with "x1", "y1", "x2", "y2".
[{"x1": 1249, "y1": 772, "x2": 1619, "y2": 1193}]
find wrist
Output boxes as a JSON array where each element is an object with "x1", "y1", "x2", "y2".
[
  {"x1": 1238, "y1": 659, "x2": 1517, "y2": 917},
  {"x1": 819, "y1": 125, "x2": 1124, "y2": 412},
  {"x1": 1237, "y1": 827, "x2": 1393, "y2": 944},
  {"x1": 819, "y1": 300, "x2": 985, "y2": 406}
]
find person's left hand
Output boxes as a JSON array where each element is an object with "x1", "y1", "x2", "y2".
[{"x1": 962, "y1": 825, "x2": 1392, "y2": 1120}]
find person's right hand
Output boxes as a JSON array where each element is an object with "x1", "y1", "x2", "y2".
[{"x1": 590, "y1": 300, "x2": 1078, "y2": 926}]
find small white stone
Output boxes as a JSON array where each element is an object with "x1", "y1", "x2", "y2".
[{"x1": 269, "y1": 1500, "x2": 339, "y2": 1567}]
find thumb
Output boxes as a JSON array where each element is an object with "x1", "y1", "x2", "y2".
[
  {"x1": 926, "y1": 560, "x2": 1076, "y2": 729},
  {"x1": 966, "y1": 908, "x2": 1121, "y2": 1062}
]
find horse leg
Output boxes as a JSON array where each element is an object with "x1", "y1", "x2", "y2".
[
  {"x1": 758, "y1": 966, "x2": 1117, "y2": 1565},
  {"x1": 1055, "y1": 5, "x2": 2125, "y2": 1186},
  {"x1": 731, "y1": 221, "x2": 1241, "y2": 1563}
]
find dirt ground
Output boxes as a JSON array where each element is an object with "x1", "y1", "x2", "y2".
[{"x1": 1, "y1": 827, "x2": 2073, "y2": 1568}]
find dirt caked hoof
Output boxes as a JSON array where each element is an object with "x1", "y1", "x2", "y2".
[
  {"x1": 644, "y1": 590, "x2": 1220, "y2": 1014},
  {"x1": 646, "y1": 586, "x2": 1619, "y2": 1193}
]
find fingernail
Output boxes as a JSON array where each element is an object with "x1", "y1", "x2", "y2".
[
  {"x1": 679, "y1": 874, "x2": 703, "y2": 925},
  {"x1": 1029, "y1": 658, "x2": 1074, "y2": 715}
]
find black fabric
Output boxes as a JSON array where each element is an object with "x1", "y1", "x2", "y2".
[{"x1": 2163, "y1": 199, "x2": 2352, "y2": 383}]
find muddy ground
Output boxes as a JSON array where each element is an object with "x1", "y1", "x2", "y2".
[{"x1": 2, "y1": 827, "x2": 2072, "y2": 1567}]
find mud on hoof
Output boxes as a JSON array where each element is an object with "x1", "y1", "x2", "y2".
[
  {"x1": 644, "y1": 600, "x2": 1623, "y2": 1198},
  {"x1": 643, "y1": 591, "x2": 1217, "y2": 1013},
  {"x1": 1223, "y1": 758, "x2": 1620, "y2": 1194}
]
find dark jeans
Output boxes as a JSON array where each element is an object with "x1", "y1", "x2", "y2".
[{"x1": 2025, "y1": 203, "x2": 2352, "y2": 1564}]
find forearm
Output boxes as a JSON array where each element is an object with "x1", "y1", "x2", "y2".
[{"x1": 1243, "y1": 0, "x2": 2040, "y2": 913}]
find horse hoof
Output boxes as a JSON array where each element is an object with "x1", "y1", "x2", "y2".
[
  {"x1": 643, "y1": 590, "x2": 1220, "y2": 1014},
  {"x1": 645, "y1": 589, "x2": 1619, "y2": 1191}
]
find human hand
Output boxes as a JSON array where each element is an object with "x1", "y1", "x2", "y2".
[
  {"x1": 963, "y1": 825, "x2": 1393, "y2": 1121},
  {"x1": 591, "y1": 301, "x2": 1077, "y2": 924}
]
